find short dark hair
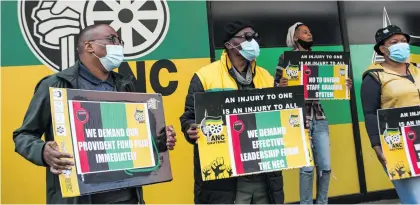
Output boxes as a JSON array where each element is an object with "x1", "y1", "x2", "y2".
[{"x1": 77, "y1": 24, "x2": 104, "y2": 53}]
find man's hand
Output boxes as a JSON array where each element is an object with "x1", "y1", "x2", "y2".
[
  {"x1": 187, "y1": 124, "x2": 199, "y2": 143},
  {"x1": 278, "y1": 77, "x2": 289, "y2": 87},
  {"x1": 43, "y1": 141, "x2": 74, "y2": 174},
  {"x1": 373, "y1": 146, "x2": 387, "y2": 167},
  {"x1": 346, "y1": 78, "x2": 353, "y2": 89},
  {"x1": 165, "y1": 125, "x2": 177, "y2": 150}
]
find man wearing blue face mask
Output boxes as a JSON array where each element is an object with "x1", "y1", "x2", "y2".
[
  {"x1": 180, "y1": 20, "x2": 284, "y2": 204},
  {"x1": 361, "y1": 24, "x2": 420, "y2": 203},
  {"x1": 13, "y1": 24, "x2": 177, "y2": 204}
]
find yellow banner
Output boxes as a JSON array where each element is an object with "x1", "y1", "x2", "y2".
[{"x1": 333, "y1": 65, "x2": 349, "y2": 100}]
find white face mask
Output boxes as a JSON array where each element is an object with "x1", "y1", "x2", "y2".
[
  {"x1": 93, "y1": 44, "x2": 124, "y2": 71},
  {"x1": 241, "y1": 39, "x2": 260, "y2": 60},
  {"x1": 231, "y1": 39, "x2": 260, "y2": 61}
]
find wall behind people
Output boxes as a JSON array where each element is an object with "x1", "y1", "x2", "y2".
[
  {"x1": 1, "y1": 1, "x2": 210, "y2": 203},
  {"x1": 3, "y1": 0, "x2": 420, "y2": 204},
  {"x1": 341, "y1": 1, "x2": 420, "y2": 193},
  {"x1": 210, "y1": 1, "x2": 360, "y2": 202}
]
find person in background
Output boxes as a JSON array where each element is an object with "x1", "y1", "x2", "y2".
[
  {"x1": 361, "y1": 25, "x2": 420, "y2": 204},
  {"x1": 13, "y1": 24, "x2": 176, "y2": 204},
  {"x1": 276, "y1": 22, "x2": 352, "y2": 204},
  {"x1": 180, "y1": 20, "x2": 284, "y2": 204}
]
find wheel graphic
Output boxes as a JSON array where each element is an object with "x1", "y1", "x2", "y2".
[
  {"x1": 210, "y1": 124, "x2": 223, "y2": 136},
  {"x1": 81, "y1": 0, "x2": 170, "y2": 60},
  {"x1": 391, "y1": 134, "x2": 400, "y2": 143}
]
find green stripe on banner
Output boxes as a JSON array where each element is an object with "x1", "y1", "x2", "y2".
[
  {"x1": 319, "y1": 65, "x2": 334, "y2": 94},
  {"x1": 206, "y1": 88, "x2": 236, "y2": 92},
  {"x1": 410, "y1": 45, "x2": 420, "y2": 54},
  {"x1": 100, "y1": 103, "x2": 133, "y2": 170},
  {"x1": 255, "y1": 111, "x2": 287, "y2": 168}
]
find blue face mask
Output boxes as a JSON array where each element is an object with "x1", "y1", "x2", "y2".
[
  {"x1": 387, "y1": 42, "x2": 410, "y2": 63},
  {"x1": 237, "y1": 39, "x2": 260, "y2": 61},
  {"x1": 92, "y1": 43, "x2": 125, "y2": 71}
]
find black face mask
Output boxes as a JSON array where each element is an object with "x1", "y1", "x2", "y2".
[{"x1": 296, "y1": 39, "x2": 313, "y2": 50}]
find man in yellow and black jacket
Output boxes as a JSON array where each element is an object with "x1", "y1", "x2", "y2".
[{"x1": 180, "y1": 21, "x2": 284, "y2": 204}]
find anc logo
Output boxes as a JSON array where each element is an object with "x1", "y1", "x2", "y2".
[
  {"x1": 200, "y1": 110, "x2": 225, "y2": 145},
  {"x1": 288, "y1": 113, "x2": 300, "y2": 127},
  {"x1": 339, "y1": 68, "x2": 346, "y2": 76},
  {"x1": 18, "y1": 0, "x2": 170, "y2": 72},
  {"x1": 383, "y1": 124, "x2": 403, "y2": 150},
  {"x1": 134, "y1": 108, "x2": 145, "y2": 123},
  {"x1": 285, "y1": 64, "x2": 300, "y2": 80}
]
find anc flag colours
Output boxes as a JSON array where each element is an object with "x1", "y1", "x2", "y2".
[
  {"x1": 197, "y1": 108, "x2": 310, "y2": 181},
  {"x1": 302, "y1": 64, "x2": 348, "y2": 100},
  {"x1": 229, "y1": 111, "x2": 287, "y2": 174},
  {"x1": 378, "y1": 106, "x2": 420, "y2": 180},
  {"x1": 48, "y1": 88, "x2": 171, "y2": 198},
  {"x1": 69, "y1": 101, "x2": 155, "y2": 175},
  {"x1": 402, "y1": 125, "x2": 420, "y2": 177}
]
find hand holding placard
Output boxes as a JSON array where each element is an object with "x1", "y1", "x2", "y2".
[
  {"x1": 165, "y1": 125, "x2": 177, "y2": 150},
  {"x1": 187, "y1": 124, "x2": 200, "y2": 144},
  {"x1": 43, "y1": 141, "x2": 74, "y2": 175},
  {"x1": 277, "y1": 77, "x2": 289, "y2": 87}
]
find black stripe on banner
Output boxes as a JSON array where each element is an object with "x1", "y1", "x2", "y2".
[
  {"x1": 306, "y1": 65, "x2": 319, "y2": 99},
  {"x1": 237, "y1": 113, "x2": 261, "y2": 173},
  {"x1": 81, "y1": 102, "x2": 109, "y2": 173}
]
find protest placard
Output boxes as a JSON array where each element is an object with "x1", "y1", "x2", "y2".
[
  {"x1": 49, "y1": 88, "x2": 172, "y2": 197},
  {"x1": 302, "y1": 64, "x2": 349, "y2": 100},
  {"x1": 68, "y1": 101, "x2": 155, "y2": 174},
  {"x1": 402, "y1": 125, "x2": 420, "y2": 178},
  {"x1": 283, "y1": 51, "x2": 349, "y2": 66},
  {"x1": 194, "y1": 86, "x2": 313, "y2": 181},
  {"x1": 377, "y1": 105, "x2": 420, "y2": 180},
  {"x1": 282, "y1": 51, "x2": 350, "y2": 100}
]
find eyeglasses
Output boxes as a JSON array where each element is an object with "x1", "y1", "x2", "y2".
[
  {"x1": 232, "y1": 32, "x2": 260, "y2": 42},
  {"x1": 88, "y1": 35, "x2": 124, "y2": 46}
]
